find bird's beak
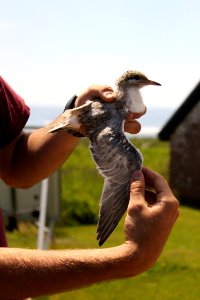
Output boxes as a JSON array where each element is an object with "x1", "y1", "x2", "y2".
[{"x1": 146, "y1": 80, "x2": 162, "y2": 86}]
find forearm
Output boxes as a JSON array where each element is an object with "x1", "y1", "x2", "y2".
[
  {"x1": 14, "y1": 128, "x2": 79, "y2": 187},
  {"x1": 0, "y1": 244, "x2": 141, "y2": 298},
  {"x1": 0, "y1": 115, "x2": 80, "y2": 188}
]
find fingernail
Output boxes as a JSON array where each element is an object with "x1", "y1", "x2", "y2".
[
  {"x1": 127, "y1": 112, "x2": 135, "y2": 120},
  {"x1": 131, "y1": 170, "x2": 142, "y2": 181},
  {"x1": 104, "y1": 92, "x2": 113, "y2": 98}
]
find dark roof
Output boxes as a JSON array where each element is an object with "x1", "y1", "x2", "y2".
[{"x1": 159, "y1": 81, "x2": 200, "y2": 140}]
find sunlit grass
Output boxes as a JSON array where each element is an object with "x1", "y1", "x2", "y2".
[
  {"x1": 6, "y1": 207, "x2": 200, "y2": 300},
  {"x1": 47, "y1": 205, "x2": 199, "y2": 300},
  {"x1": 5, "y1": 138, "x2": 200, "y2": 299}
]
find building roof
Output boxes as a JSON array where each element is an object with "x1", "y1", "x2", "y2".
[{"x1": 159, "y1": 81, "x2": 200, "y2": 140}]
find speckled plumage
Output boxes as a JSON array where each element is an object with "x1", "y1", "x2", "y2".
[
  {"x1": 116, "y1": 70, "x2": 148, "y2": 89},
  {"x1": 49, "y1": 70, "x2": 161, "y2": 245}
]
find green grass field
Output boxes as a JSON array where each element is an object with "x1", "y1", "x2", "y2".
[
  {"x1": 5, "y1": 138, "x2": 200, "y2": 299},
  {"x1": 7, "y1": 206, "x2": 200, "y2": 300}
]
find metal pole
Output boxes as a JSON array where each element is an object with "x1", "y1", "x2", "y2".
[
  {"x1": 44, "y1": 219, "x2": 55, "y2": 250},
  {"x1": 37, "y1": 178, "x2": 49, "y2": 250}
]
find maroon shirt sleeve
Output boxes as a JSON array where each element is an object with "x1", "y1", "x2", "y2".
[{"x1": 0, "y1": 76, "x2": 30, "y2": 149}]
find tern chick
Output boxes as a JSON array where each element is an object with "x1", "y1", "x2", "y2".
[{"x1": 49, "y1": 71, "x2": 161, "y2": 246}]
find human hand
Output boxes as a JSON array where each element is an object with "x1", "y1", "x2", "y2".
[
  {"x1": 75, "y1": 85, "x2": 146, "y2": 135},
  {"x1": 124, "y1": 110, "x2": 146, "y2": 134},
  {"x1": 124, "y1": 167, "x2": 179, "y2": 272},
  {"x1": 75, "y1": 85, "x2": 115, "y2": 107}
]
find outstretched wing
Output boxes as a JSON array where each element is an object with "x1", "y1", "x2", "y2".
[
  {"x1": 90, "y1": 135, "x2": 135, "y2": 246},
  {"x1": 97, "y1": 179, "x2": 130, "y2": 246},
  {"x1": 48, "y1": 101, "x2": 92, "y2": 134}
]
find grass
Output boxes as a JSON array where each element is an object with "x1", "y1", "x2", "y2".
[
  {"x1": 133, "y1": 138, "x2": 170, "y2": 179},
  {"x1": 6, "y1": 206, "x2": 200, "y2": 300},
  {"x1": 5, "y1": 138, "x2": 200, "y2": 299}
]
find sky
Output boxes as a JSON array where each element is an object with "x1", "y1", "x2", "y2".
[{"x1": 0, "y1": 0, "x2": 200, "y2": 109}]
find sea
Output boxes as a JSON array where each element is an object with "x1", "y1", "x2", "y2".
[{"x1": 26, "y1": 106, "x2": 175, "y2": 138}]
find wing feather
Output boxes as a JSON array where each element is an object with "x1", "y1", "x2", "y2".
[
  {"x1": 90, "y1": 135, "x2": 136, "y2": 245},
  {"x1": 97, "y1": 180, "x2": 130, "y2": 246}
]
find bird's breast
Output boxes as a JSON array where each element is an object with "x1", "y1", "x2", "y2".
[
  {"x1": 92, "y1": 130, "x2": 143, "y2": 173},
  {"x1": 79, "y1": 100, "x2": 125, "y2": 139},
  {"x1": 125, "y1": 87, "x2": 146, "y2": 113}
]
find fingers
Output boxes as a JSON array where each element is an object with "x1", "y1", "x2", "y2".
[
  {"x1": 99, "y1": 87, "x2": 116, "y2": 102},
  {"x1": 88, "y1": 85, "x2": 115, "y2": 102},
  {"x1": 142, "y1": 167, "x2": 173, "y2": 197},
  {"x1": 124, "y1": 120, "x2": 141, "y2": 134},
  {"x1": 129, "y1": 167, "x2": 179, "y2": 210},
  {"x1": 127, "y1": 170, "x2": 146, "y2": 216},
  {"x1": 76, "y1": 85, "x2": 115, "y2": 107},
  {"x1": 145, "y1": 189, "x2": 157, "y2": 206},
  {"x1": 142, "y1": 167, "x2": 179, "y2": 214},
  {"x1": 124, "y1": 108, "x2": 146, "y2": 134},
  {"x1": 130, "y1": 170, "x2": 145, "y2": 198},
  {"x1": 127, "y1": 108, "x2": 147, "y2": 120}
]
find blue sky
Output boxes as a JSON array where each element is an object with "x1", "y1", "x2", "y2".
[{"x1": 0, "y1": 0, "x2": 199, "y2": 108}]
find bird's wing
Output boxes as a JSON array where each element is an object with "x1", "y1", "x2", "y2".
[
  {"x1": 90, "y1": 136, "x2": 132, "y2": 246},
  {"x1": 48, "y1": 101, "x2": 92, "y2": 134},
  {"x1": 97, "y1": 179, "x2": 130, "y2": 246}
]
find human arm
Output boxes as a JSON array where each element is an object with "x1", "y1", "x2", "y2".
[
  {"x1": 0, "y1": 86, "x2": 117, "y2": 188},
  {"x1": 0, "y1": 167, "x2": 179, "y2": 298},
  {"x1": 0, "y1": 84, "x2": 143, "y2": 189},
  {"x1": 124, "y1": 167, "x2": 179, "y2": 270}
]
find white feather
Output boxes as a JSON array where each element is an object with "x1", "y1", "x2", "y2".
[
  {"x1": 70, "y1": 115, "x2": 81, "y2": 128},
  {"x1": 127, "y1": 86, "x2": 145, "y2": 113}
]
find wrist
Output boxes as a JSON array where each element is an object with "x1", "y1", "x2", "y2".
[
  {"x1": 99, "y1": 243, "x2": 144, "y2": 279},
  {"x1": 114, "y1": 242, "x2": 155, "y2": 277}
]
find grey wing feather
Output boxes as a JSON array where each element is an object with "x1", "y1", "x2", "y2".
[
  {"x1": 97, "y1": 180, "x2": 130, "y2": 246},
  {"x1": 90, "y1": 137, "x2": 133, "y2": 246}
]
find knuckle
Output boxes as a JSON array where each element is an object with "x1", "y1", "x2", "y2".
[
  {"x1": 158, "y1": 174, "x2": 165, "y2": 182},
  {"x1": 133, "y1": 202, "x2": 144, "y2": 212},
  {"x1": 128, "y1": 201, "x2": 144, "y2": 216},
  {"x1": 130, "y1": 180, "x2": 143, "y2": 192},
  {"x1": 163, "y1": 195, "x2": 179, "y2": 213},
  {"x1": 173, "y1": 197, "x2": 180, "y2": 212},
  {"x1": 87, "y1": 85, "x2": 99, "y2": 94},
  {"x1": 170, "y1": 196, "x2": 179, "y2": 210}
]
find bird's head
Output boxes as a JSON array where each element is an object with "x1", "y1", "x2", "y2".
[
  {"x1": 116, "y1": 70, "x2": 161, "y2": 90},
  {"x1": 116, "y1": 70, "x2": 161, "y2": 114}
]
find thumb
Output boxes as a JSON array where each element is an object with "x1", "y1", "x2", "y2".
[
  {"x1": 101, "y1": 89, "x2": 116, "y2": 102},
  {"x1": 130, "y1": 170, "x2": 145, "y2": 201}
]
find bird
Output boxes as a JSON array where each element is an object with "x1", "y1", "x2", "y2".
[{"x1": 48, "y1": 70, "x2": 161, "y2": 246}]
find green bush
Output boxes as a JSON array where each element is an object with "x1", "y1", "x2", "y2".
[{"x1": 60, "y1": 198, "x2": 98, "y2": 226}]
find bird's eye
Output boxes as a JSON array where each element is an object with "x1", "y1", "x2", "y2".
[{"x1": 132, "y1": 75, "x2": 140, "y2": 80}]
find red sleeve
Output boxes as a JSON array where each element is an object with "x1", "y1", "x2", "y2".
[{"x1": 0, "y1": 76, "x2": 30, "y2": 149}]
